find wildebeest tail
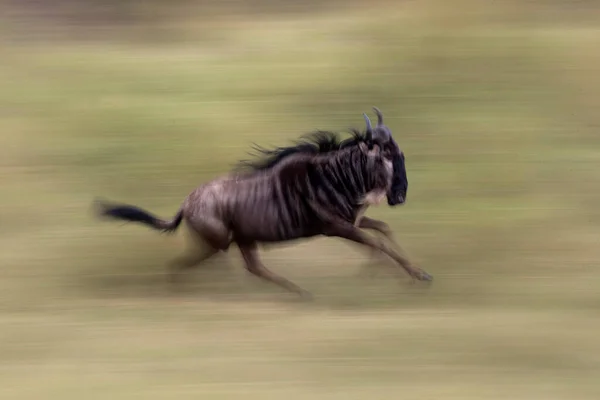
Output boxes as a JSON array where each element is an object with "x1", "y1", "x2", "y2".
[{"x1": 94, "y1": 198, "x2": 183, "y2": 233}]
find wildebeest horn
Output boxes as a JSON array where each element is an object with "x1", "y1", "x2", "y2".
[
  {"x1": 363, "y1": 113, "x2": 373, "y2": 139},
  {"x1": 373, "y1": 106, "x2": 383, "y2": 126}
]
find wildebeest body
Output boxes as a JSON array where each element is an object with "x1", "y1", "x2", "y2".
[
  {"x1": 96, "y1": 108, "x2": 432, "y2": 298},
  {"x1": 176, "y1": 145, "x2": 391, "y2": 247}
]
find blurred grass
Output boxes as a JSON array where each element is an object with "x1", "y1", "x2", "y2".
[{"x1": 1, "y1": 0, "x2": 600, "y2": 398}]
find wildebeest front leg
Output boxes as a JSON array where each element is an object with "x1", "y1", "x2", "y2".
[
  {"x1": 358, "y1": 217, "x2": 395, "y2": 243},
  {"x1": 326, "y1": 223, "x2": 433, "y2": 282},
  {"x1": 238, "y1": 243, "x2": 312, "y2": 299},
  {"x1": 357, "y1": 217, "x2": 404, "y2": 276}
]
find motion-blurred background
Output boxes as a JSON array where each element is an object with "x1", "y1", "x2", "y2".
[{"x1": 1, "y1": 0, "x2": 599, "y2": 398}]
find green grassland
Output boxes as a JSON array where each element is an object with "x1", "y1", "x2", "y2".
[{"x1": 1, "y1": 1, "x2": 600, "y2": 398}]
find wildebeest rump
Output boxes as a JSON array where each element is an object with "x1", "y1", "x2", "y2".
[{"x1": 95, "y1": 107, "x2": 433, "y2": 298}]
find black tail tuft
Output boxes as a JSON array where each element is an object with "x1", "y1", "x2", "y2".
[
  {"x1": 94, "y1": 198, "x2": 157, "y2": 225},
  {"x1": 93, "y1": 197, "x2": 183, "y2": 233}
]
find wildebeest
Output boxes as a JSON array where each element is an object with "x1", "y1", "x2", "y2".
[{"x1": 95, "y1": 107, "x2": 433, "y2": 298}]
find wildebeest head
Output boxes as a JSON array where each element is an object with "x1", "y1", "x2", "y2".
[{"x1": 363, "y1": 107, "x2": 407, "y2": 206}]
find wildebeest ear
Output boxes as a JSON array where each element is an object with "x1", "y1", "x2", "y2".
[
  {"x1": 358, "y1": 141, "x2": 369, "y2": 154},
  {"x1": 369, "y1": 143, "x2": 381, "y2": 156},
  {"x1": 359, "y1": 142, "x2": 380, "y2": 156}
]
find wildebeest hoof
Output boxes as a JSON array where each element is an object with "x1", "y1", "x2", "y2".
[
  {"x1": 419, "y1": 271, "x2": 433, "y2": 282},
  {"x1": 298, "y1": 290, "x2": 314, "y2": 301},
  {"x1": 409, "y1": 269, "x2": 433, "y2": 283}
]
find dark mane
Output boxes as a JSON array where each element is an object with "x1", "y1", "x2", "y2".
[{"x1": 236, "y1": 129, "x2": 368, "y2": 171}]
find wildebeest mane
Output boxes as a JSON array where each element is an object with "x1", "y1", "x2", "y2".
[{"x1": 236, "y1": 129, "x2": 368, "y2": 171}]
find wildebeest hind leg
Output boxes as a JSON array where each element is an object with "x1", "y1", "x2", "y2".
[
  {"x1": 167, "y1": 247, "x2": 219, "y2": 285},
  {"x1": 168, "y1": 219, "x2": 231, "y2": 284},
  {"x1": 238, "y1": 243, "x2": 312, "y2": 299}
]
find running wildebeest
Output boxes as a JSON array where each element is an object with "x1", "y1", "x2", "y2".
[{"x1": 95, "y1": 107, "x2": 433, "y2": 298}]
